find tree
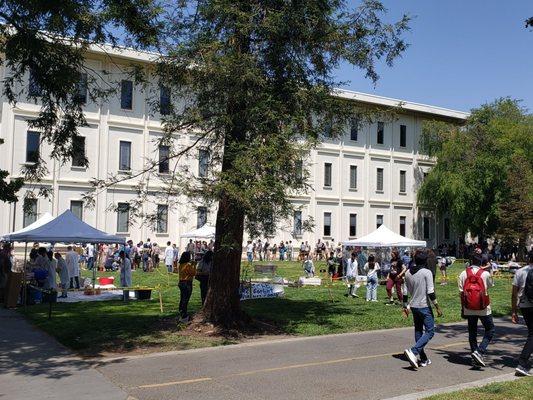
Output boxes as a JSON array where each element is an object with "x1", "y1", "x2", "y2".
[
  {"x1": 0, "y1": 0, "x2": 161, "y2": 203},
  {"x1": 418, "y1": 98, "x2": 533, "y2": 249},
  {"x1": 150, "y1": 0, "x2": 409, "y2": 327}
]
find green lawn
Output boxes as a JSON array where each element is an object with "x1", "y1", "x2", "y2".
[
  {"x1": 19, "y1": 260, "x2": 516, "y2": 355},
  {"x1": 424, "y1": 378, "x2": 533, "y2": 400}
]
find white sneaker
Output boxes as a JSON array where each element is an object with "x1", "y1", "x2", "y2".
[
  {"x1": 404, "y1": 348, "x2": 418, "y2": 369},
  {"x1": 472, "y1": 351, "x2": 486, "y2": 367},
  {"x1": 419, "y1": 359, "x2": 432, "y2": 367},
  {"x1": 515, "y1": 365, "x2": 532, "y2": 376}
]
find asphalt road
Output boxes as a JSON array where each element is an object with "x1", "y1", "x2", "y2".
[{"x1": 97, "y1": 318, "x2": 527, "y2": 400}]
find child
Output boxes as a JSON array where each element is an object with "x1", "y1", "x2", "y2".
[
  {"x1": 365, "y1": 255, "x2": 380, "y2": 302},
  {"x1": 302, "y1": 255, "x2": 315, "y2": 277}
]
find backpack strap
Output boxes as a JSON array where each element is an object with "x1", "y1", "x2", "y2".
[{"x1": 475, "y1": 268, "x2": 485, "y2": 278}]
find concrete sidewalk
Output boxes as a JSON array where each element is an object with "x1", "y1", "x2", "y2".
[
  {"x1": 0, "y1": 308, "x2": 128, "y2": 400},
  {"x1": 95, "y1": 317, "x2": 527, "y2": 400}
]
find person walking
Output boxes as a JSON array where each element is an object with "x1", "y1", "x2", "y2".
[
  {"x1": 86, "y1": 243, "x2": 95, "y2": 271},
  {"x1": 458, "y1": 253, "x2": 495, "y2": 367},
  {"x1": 386, "y1": 251, "x2": 406, "y2": 305},
  {"x1": 119, "y1": 250, "x2": 132, "y2": 288},
  {"x1": 65, "y1": 246, "x2": 80, "y2": 289},
  {"x1": 164, "y1": 241, "x2": 174, "y2": 273},
  {"x1": 365, "y1": 255, "x2": 380, "y2": 302},
  {"x1": 344, "y1": 252, "x2": 359, "y2": 298},
  {"x1": 246, "y1": 240, "x2": 253, "y2": 263},
  {"x1": 511, "y1": 252, "x2": 533, "y2": 376},
  {"x1": 178, "y1": 251, "x2": 196, "y2": 323},
  {"x1": 196, "y1": 250, "x2": 213, "y2": 304},
  {"x1": 54, "y1": 252, "x2": 69, "y2": 298},
  {"x1": 403, "y1": 251, "x2": 443, "y2": 369}
]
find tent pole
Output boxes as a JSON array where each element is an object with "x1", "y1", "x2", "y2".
[
  {"x1": 22, "y1": 242, "x2": 28, "y2": 312},
  {"x1": 92, "y1": 243, "x2": 97, "y2": 291}
]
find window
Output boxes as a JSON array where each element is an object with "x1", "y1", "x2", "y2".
[
  {"x1": 156, "y1": 204, "x2": 168, "y2": 233},
  {"x1": 349, "y1": 213, "x2": 357, "y2": 237},
  {"x1": 376, "y1": 214, "x2": 383, "y2": 229},
  {"x1": 400, "y1": 125, "x2": 407, "y2": 148},
  {"x1": 72, "y1": 136, "x2": 86, "y2": 167},
  {"x1": 26, "y1": 131, "x2": 40, "y2": 163},
  {"x1": 75, "y1": 73, "x2": 88, "y2": 104},
  {"x1": 350, "y1": 117, "x2": 359, "y2": 141},
  {"x1": 423, "y1": 217, "x2": 430, "y2": 239},
  {"x1": 23, "y1": 198, "x2": 37, "y2": 228},
  {"x1": 423, "y1": 172, "x2": 429, "y2": 181},
  {"x1": 324, "y1": 163, "x2": 332, "y2": 187},
  {"x1": 349, "y1": 165, "x2": 357, "y2": 190},
  {"x1": 324, "y1": 120, "x2": 333, "y2": 138},
  {"x1": 120, "y1": 80, "x2": 133, "y2": 110},
  {"x1": 377, "y1": 121, "x2": 384, "y2": 144},
  {"x1": 159, "y1": 145, "x2": 170, "y2": 173},
  {"x1": 323, "y1": 212, "x2": 331, "y2": 236},
  {"x1": 197, "y1": 207, "x2": 207, "y2": 228},
  {"x1": 70, "y1": 200, "x2": 83, "y2": 220},
  {"x1": 295, "y1": 159, "x2": 303, "y2": 183},
  {"x1": 376, "y1": 168, "x2": 384, "y2": 192},
  {"x1": 293, "y1": 210, "x2": 302, "y2": 236},
  {"x1": 400, "y1": 216, "x2": 406, "y2": 237},
  {"x1": 116, "y1": 203, "x2": 130, "y2": 233},
  {"x1": 399, "y1": 170, "x2": 406, "y2": 193},
  {"x1": 119, "y1": 141, "x2": 131, "y2": 171},
  {"x1": 160, "y1": 86, "x2": 171, "y2": 115},
  {"x1": 198, "y1": 149, "x2": 209, "y2": 178},
  {"x1": 28, "y1": 67, "x2": 42, "y2": 96},
  {"x1": 444, "y1": 218, "x2": 450, "y2": 240}
]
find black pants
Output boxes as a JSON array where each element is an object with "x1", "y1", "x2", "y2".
[
  {"x1": 196, "y1": 275, "x2": 209, "y2": 305},
  {"x1": 519, "y1": 307, "x2": 533, "y2": 368},
  {"x1": 69, "y1": 276, "x2": 80, "y2": 289},
  {"x1": 467, "y1": 315, "x2": 495, "y2": 354},
  {"x1": 178, "y1": 281, "x2": 193, "y2": 318}
]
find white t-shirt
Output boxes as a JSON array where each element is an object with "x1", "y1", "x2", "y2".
[
  {"x1": 513, "y1": 265, "x2": 533, "y2": 308},
  {"x1": 458, "y1": 266, "x2": 494, "y2": 316},
  {"x1": 246, "y1": 244, "x2": 253, "y2": 253}
]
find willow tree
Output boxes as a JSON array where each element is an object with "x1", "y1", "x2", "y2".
[{"x1": 153, "y1": 0, "x2": 409, "y2": 326}]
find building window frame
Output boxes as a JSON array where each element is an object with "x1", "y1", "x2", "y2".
[
  {"x1": 376, "y1": 168, "x2": 384, "y2": 192},
  {"x1": 400, "y1": 216, "x2": 406, "y2": 237},
  {"x1": 71, "y1": 136, "x2": 86, "y2": 168},
  {"x1": 26, "y1": 131, "x2": 40, "y2": 164},
  {"x1": 324, "y1": 162, "x2": 332, "y2": 188},
  {"x1": 376, "y1": 214, "x2": 383, "y2": 229},
  {"x1": 197, "y1": 206, "x2": 207, "y2": 229},
  {"x1": 119, "y1": 140, "x2": 132, "y2": 171},
  {"x1": 75, "y1": 73, "x2": 88, "y2": 104},
  {"x1": 120, "y1": 79, "x2": 133, "y2": 110},
  {"x1": 399, "y1": 170, "x2": 407, "y2": 194},
  {"x1": 377, "y1": 121, "x2": 384, "y2": 145},
  {"x1": 70, "y1": 200, "x2": 84, "y2": 221},
  {"x1": 156, "y1": 204, "x2": 169, "y2": 233},
  {"x1": 350, "y1": 117, "x2": 359, "y2": 141},
  {"x1": 160, "y1": 85, "x2": 171, "y2": 115},
  {"x1": 116, "y1": 202, "x2": 130, "y2": 233},
  {"x1": 198, "y1": 149, "x2": 209, "y2": 178},
  {"x1": 400, "y1": 124, "x2": 407, "y2": 148},
  {"x1": 349, "y1": 213, "x2": 357, "y2": 237},
  {"x1": 158, "y1": 145, "x2": 170, "y2": 174},
  {"x1": 349, "y1": 165, "x2": 357, "y2": 190},
  {"x1": 23, "y1": 198, "x2": 38, "y2": 228},
  {"x1": 293, "y1": 210, "x2": 302, "y2": 237},
  {"x1": 323, "y1": 212, "x2": 332, "y2": 237},
  {"x1": 423, "y1": 216, "x2": 430, "y2": 239}
]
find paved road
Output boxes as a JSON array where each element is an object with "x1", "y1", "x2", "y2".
[
  {"x1": 0, "y1": 308, "x2": 129, "y2": 400},
  {"x1": 96, "y1": 318, "x2": 526, "y2": 400}
]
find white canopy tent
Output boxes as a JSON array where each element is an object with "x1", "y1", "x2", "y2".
[
  {"x1": 181, "y1": 225, "x2": 216, "y2": 239},
  {"x1": 343, "y1": 225, "x2": 426, "y2": 248},
  {"x1": 0, "y1": 212, "x2": 54, "y2": 241}
]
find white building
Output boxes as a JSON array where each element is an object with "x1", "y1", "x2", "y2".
[{"x1": 0, "y1": 46, "x2": 469, "y2": 249}]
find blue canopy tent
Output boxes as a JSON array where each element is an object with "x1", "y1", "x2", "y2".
[{"x1": 4, "y1": 210, "x2": 125, "y2": 308}]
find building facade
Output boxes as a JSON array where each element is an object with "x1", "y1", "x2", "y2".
[{"x1": 0, "y1": 46, "x2": 469, "y2": 249}]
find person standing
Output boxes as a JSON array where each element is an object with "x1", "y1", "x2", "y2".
[
  {"x1": 403, "y1": 251, "x2": 443, "y2": 369},
  {"x1": 386, "y1": 251, "x2": 406, "y2": 305},
  {"x1": 65, "y1": 246, "x2": 80, "y2": 289},
  {"x1": 196, "y1": 250, "x2": 213, "y2": 304},
  {"x1": 86, "y1": 243, "x2": 95, "y2": 270},
  {"x1": 287, "y1": 241, "x2": 293, "y2": 261},
  {"x1": 54, "y1": 252, "x2": 69, "y2": 298},
  {"x1": 326, "y1": 251, "x2": 336, "y2": 277},
  {"x1": 164, "y1": 241, "x2": 174, "y2": 273},
  {"x1": 142, "y1": 239, "x2": 152, "y2": 272},
  {"x1": 44, "y1": 250, "x2": 57, "y2": 291},
  {"x1": 246, "y1": 240, "x2": 253, "y2": 263},
  {"x1": 257, "y1": 239, "x2": 263, "y2": 261},
  {"x1": 458, "y1": 253, "x2": 495, "y2": 367},
  {"x1": 302, "y1": 254, "x2": 315, "y2": 277},
  {"x1": 511, "y1": 252, "x2": 533, "y2": 376},
  {"x1": 178, "y1": 251, "x2": 196, "y2": 323},
  {"x1": 172, "y1": 243, "x2": 179, "y2": 272},
  {"x1": 119, "y1": 250, "x2": 132, "y2": 288},
  {"x1": 344, "y1": 252, "x2": 359, "y2": 298},
  {"x1": 365, "y1": 255, "x2": 380, "y2": 302}
]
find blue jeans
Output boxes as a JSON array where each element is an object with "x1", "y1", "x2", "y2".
[
  {"x1": 411, "y1": 307, "x2": 435, "y2": 361},
  {"x1": 366, "y1": 276, "x2": 378, "y2": 301},
  {"x1": 247, "y1": 252, "x2": 253, "y2": 262},
  {"x1": 87, "y1": 257, "x2": 94, "y2": 270},
  {"x1": 467, "y1": 315, "x2": 495, "y2": 354}
]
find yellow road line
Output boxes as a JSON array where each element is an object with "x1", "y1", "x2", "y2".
[{"x1": 135, "y1": 341, "x2": 468, "y2": 389}]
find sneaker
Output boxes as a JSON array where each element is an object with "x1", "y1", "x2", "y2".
[
  {"x1": 419, "y1": 359, "x2": 432, "y2": 367},
  {"x1": 472, "y1": 351, "x2": 486, "y2": 367},
  {"x1": 344, "y1": 293, "x2": 350, "y2": 297},
  {"x1": 385, "y1": 300, "x2": 394, "y2": 305},
  {"x1": 371, "y1": 299, "x2": 378, "y2": 302},
  {"x1": 351, "y1": 294, "x2": 359, "y2": 298},
  {"x1": 404, "y1": 348, "x2": 418, "y2": 369},
  {"x1": 515, "y1": 365, "x2": 532, "y2": 377}
]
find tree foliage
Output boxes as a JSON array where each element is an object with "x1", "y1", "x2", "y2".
[{"x1": 418, "y1": 98, "x2": 533, "y2": 245}]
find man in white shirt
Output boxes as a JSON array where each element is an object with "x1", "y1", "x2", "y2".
[
  {"x1": 164, "y1": 241, "x2": 174, "y2": 273},
  {"x1": 65, "y1": 246, "x2": 80, "y2": 289},
  {"x1": 86, "y1": 243, "x2": 95, "y2": 270},
  {"x1": 458, "y1": 253, "x2": 495, "y2": 367},
  {"x1": 344, "y1": 252, "x2": 359, "y2": 298},
  {"x1": 511, "y1": 252, "x2": 533, "y2": 376},
  {"x1": 246, "y1": 241, "x2": 253, "y2": 263}
]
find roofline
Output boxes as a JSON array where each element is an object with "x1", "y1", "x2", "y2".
[{"x1": 84, "y1": 44, "x2": 470, "y2": 122}]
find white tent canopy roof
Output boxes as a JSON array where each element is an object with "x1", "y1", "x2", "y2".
[
  {"x1": 181, "y1": 224, "x2": 215, "y2": 239},
  {"x1": 1, "y1": 212, "x2": 54, "y2": 241},
  {"x1": 343, "y1": 225, "x2": 426, "y2": 248}
]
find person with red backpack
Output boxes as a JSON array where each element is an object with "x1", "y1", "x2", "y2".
[{"x1": 458, "y1": 253, "x2": 495, "y2": 367}]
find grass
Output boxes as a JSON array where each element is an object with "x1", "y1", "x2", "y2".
[
  {"x1": 423, "y1": 378, "x2": 533, "y2": 400},
  {"x1": 19, "y1": 260, "x2": 516, "y2": 355}
]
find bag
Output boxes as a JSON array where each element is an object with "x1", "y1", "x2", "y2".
[
  {"x1": 462, "y1": 268, "x2": 490, "y2": 310},
  {"x1": 525, "y1": 268, "x2": 533, "y2": 303}
]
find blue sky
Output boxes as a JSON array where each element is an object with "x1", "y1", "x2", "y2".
[{"x1": 335, "y1": 1, "x2": 533, "y2": 113}]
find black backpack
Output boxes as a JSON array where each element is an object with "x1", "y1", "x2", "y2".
[{"x1": 525, "y1": 268, "x2": 533, "y2": 303}]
